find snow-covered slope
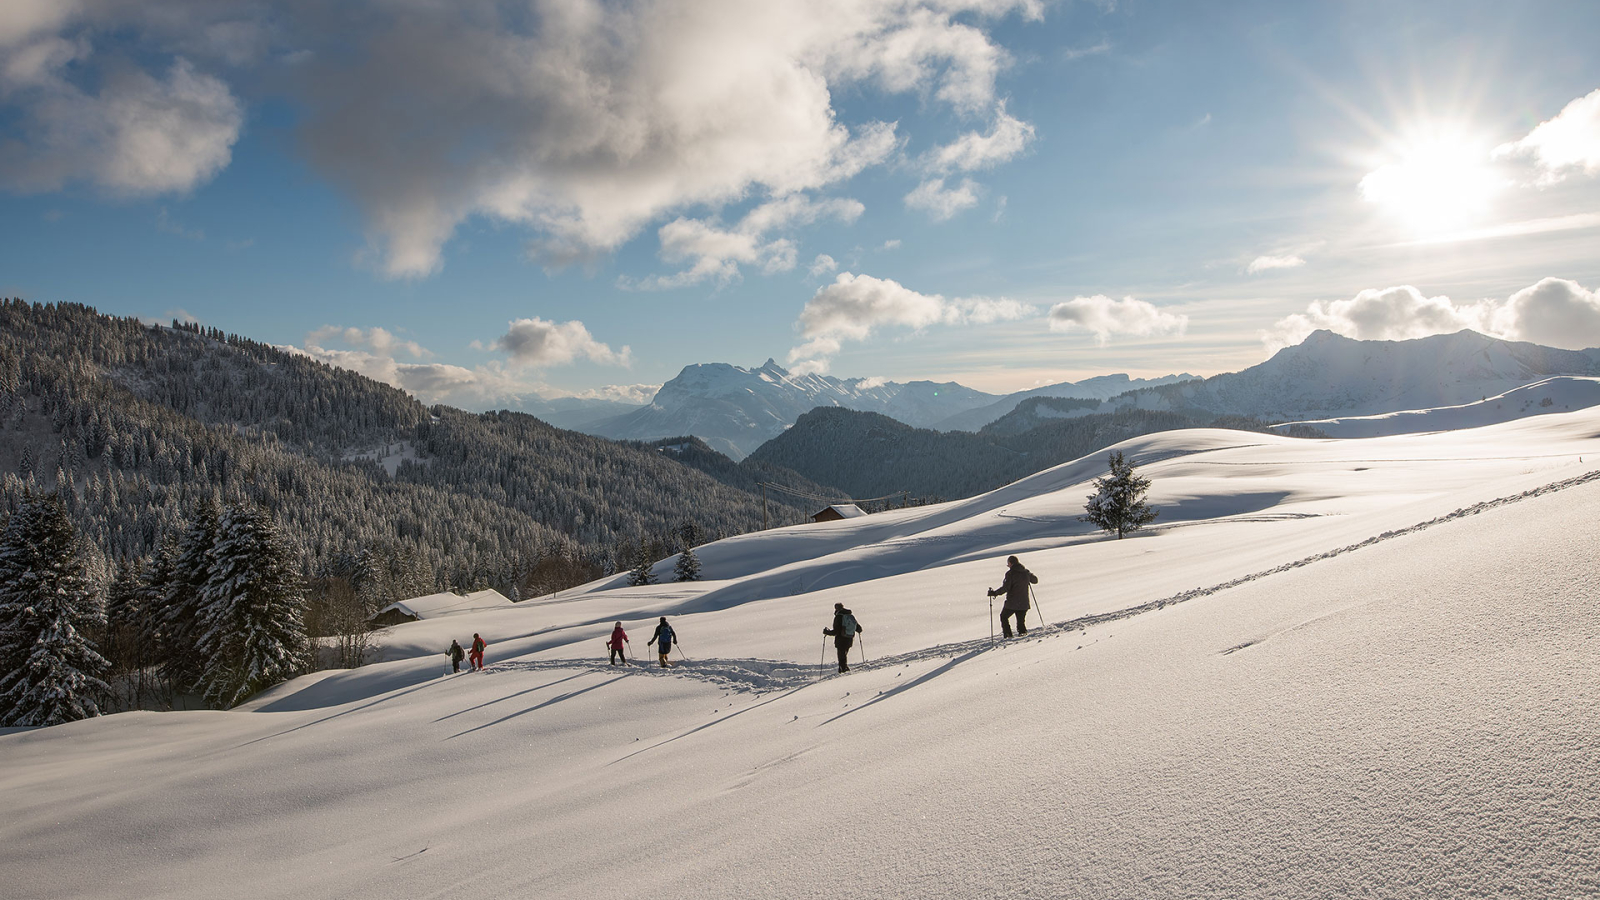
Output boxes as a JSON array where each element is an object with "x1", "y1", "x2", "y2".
[
  {"x1": 1275, "y1": 375, "x2": 1600, "y2": 437},
  {"x1": 1109, "y1": 328, "x2": 1600, "y2": 421},
  {"x1": 584, "y1": 359, "x2": 995, "y2": 458},
  {"x1": 5, "y1": 411, "x2": 1599, "y2": 899}
]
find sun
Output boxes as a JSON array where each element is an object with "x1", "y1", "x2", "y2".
[{"x1": 1358, "y1": 131, "x2": 1503, "y2": 236}]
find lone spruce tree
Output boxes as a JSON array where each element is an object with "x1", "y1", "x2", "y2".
[
  {"x1": 0, "y1": 490, "x2": 110, "y2": 727},
  {"x1": 195, "y1": 504, "x2": 312, "y2": 708},
  {"x1": 1080, "y1": 451, "x2": 1158, "y2": 539},
  {"x1": 627, "y1": 539, "x2": 656, "y2": 587}
]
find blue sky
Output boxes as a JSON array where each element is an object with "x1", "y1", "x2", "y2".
[{"x1": 3, "y1": 0, "x2": 1600, "y2": 408}]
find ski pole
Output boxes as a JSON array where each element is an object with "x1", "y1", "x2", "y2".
[
  {"x1": 820, "y1": 636, "x2": 828, "y2": 676},
  {"x1": 1029, "y1": 584, "x2": 1044, "y2": 627},
  {"x1": 988, "y1": 593, "x2": 995, "y2": 647},
  {"x1": 859, "y1": 633, "x2": 867, "y2": 664},
  {"x1": 675, "y1": 643, "x2": 691, "y2": 662}
]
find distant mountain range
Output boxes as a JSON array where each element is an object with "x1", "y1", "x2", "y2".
[
  {"x1": 1102, "y1": 329, "x2": 1600, "y2": 420},
  {"x1": 744, "y1": 329, "x2": 1600, "y2": 501},
  {"x1": 579, "y1": 359, "x2": 1195, "y2": 459}
]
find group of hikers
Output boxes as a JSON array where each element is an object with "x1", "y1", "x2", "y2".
[
  {"x1": 444, "y1": 555, "x2": 1039, "y2": 677},
  {"x1": 446, "y1": 634, "x2": 487, "y2": 673}
]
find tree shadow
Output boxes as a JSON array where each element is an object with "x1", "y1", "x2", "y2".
[{"x1": 446, "y1": 675, "x2": 628, "y2": 740}]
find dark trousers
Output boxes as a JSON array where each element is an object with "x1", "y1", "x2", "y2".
[
  {"x1": 451, "y1": 658, "x2": 461, "y2": 673},
  {"x1": 610, "y1": 647, "x2": 627, "y2": 665},
  {"x1": 835, "y1": 640, "x2": 853, "y2": 673},
  {"x1": 1001, "y1": 608, "x2": 1027, "y2": 637}
]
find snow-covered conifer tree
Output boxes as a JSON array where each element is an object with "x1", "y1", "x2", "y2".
[
  {"x1": 161, "y1": 505, "x2": 218, "y2": 695},
  {"x1": 0, "y1": 491, "x2": 110, "y2": 727},
  {"x1": 1080, "y1": 451, "x2": 1159, "y2": 539},
  {"x1": 195, "y1": 504, "x2": 311, "y2": 708},
  {"x1": 673, "y1": 523, "x2": 702, "y2": 582},
  {"x1": 627, "y1": 540, "x2": 655, "y2": 587}
]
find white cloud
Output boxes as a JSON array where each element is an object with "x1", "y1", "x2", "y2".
[
  {"x1": 788, "y1": 271, "x2": 1033, "y2": 367},
  {"x1": 1260, "y1": 286, "x2": 1490, "y2": 353},
  {"x1": 307, "y1": 325, "x2": 431, "y2": 359},
  {"x1": 880, "y1": 238, "x2": 902, "y2": 251},
  {"x1": 1259, "y1": 278, "x2": 1600, "y2": 354},
  {"x1": 1047, "y1": 295, "x2": 1189, "y2": 346},
  {"x1": 1247, "y1": 254, "x2": 1305, "y2": 274},
  {"x1": 1490, "y1": 278, "x2": 1600, "y2": 349},
  {"x1": 1062, "y1": 39, "x2": 1111, "y2": 61},
  {"x1": 5, "y1": 1, "x2": 1039, "y2": 277},
  {"x1": 905, "y1": 177, "x2": 980, "y2": 220},
  {"x1": 296, "y1": 336, "x2": 545, "y2": 410},
  {"x1": 925, "y1": 104, "x2": 1034, "y2": 172},
  {"x1": 492, "y1": 318, "x2": 630, "y2": 368},
  {"x1": 1494, "y1": 87, "x2": 1600, "y2": 183},
  {"x1": 809, "y1": 254, "x2": 839, "y2": 277},
  {"x1": 0, "y1": 53, "x2": 242, "y2": 196},
  {"x1": 285, "y1": 0, "x2": 1022, "y2": 277},
  {"x1": 567, "y1": 383, "x2": 661, "y2": 405},
  {"x1": 626, "y1": 196, "x2": 864, "y2": 289}
]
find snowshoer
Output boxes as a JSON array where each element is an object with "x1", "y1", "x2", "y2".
[
  {"x1": 608, "y1": 622, "x2": 630, "y2": 666},
  {"x1": 647, "y1": 617, "x2": 676, "y2": 668},
  {"x1": 988, "y1": 555, "x2": 1038, "y2": 638},
  {"x1": 448, "y1": 639, "x2": 466, "y2": 674},
  {"x1": 822, "y1": 602, "x2": 863, "y2": 673},
  {"x1": 469, "y1": 633, "x2": 486, "y2": 671}
]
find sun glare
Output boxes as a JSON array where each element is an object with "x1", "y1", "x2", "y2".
[{"x1": 1358, "y1": 133, "x2": 1502, "y2": 236}]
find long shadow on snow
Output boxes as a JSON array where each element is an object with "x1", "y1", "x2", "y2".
[
  {"x1": 609, "y1": 689, "x2": 802, "y2": 765},
  {"x1": 433, "y1": 671, "x2": 591, "y2": 722},
  {"x1": 446, "y1": 675, "x2": 628, "y2": 740},
  {"x1": 238, "y1": 674, "x2": 463, "y2": 746}
]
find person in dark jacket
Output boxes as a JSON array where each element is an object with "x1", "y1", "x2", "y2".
[
  {"x1": 448, "y1": 639, "x2": 465, "y2": 673},
  {"x1": 607, "y1": 622, "x2": 630, "y2": 666},
  {"x1": 822, "y1": 602, "x2": 863, "y2": 673},
  {"x1": 469, "y1": 633, "x2": 486, "y2": 671},
  {"x1": 646, "y1": 617, "x2": 675, "y2": 668},
  {"x1": 988, "y1": 555, "x2": 1038, "y2": 638}
]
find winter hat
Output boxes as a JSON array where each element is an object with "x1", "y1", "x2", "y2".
[{"x1": 1007, "y1": 555, "x2": 1019, "y2": 566}]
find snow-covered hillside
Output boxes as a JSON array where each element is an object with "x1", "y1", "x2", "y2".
[
  {"x1": 4, "y1": 411, "x2": 1599, "y2": 899},
  {"x1": 1109, "y1": 328, "x2": 1600, "y2": 421},
  {"x1": 1273, "y1": 375, "x2": 1600, "y2": 437}
]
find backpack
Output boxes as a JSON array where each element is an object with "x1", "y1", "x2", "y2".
[{"x1": 841, "y1": 613, "x2": 859, "y2": 638}]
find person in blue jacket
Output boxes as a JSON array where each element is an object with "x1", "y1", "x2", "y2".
[
  {"x1": 822, "y1": 602, "x2": 863, "y2": 673},
  {"x1": 647, "y1": 617, "x2": 676, "y2": 668}
]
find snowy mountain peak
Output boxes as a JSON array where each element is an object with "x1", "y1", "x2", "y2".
[{"x1": 588, "y1": 360, "x2": 998, "y2": 458}]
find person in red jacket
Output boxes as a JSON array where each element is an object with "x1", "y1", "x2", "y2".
[
  {"x1": 607, "y1": 622, "x2": 630, "y2": 665},
  {"x1": 469, "y1": 633, "x2": 486, "y2": 671}
]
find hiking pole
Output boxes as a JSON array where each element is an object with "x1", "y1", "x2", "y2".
[
  {"x1": 1029, "y1": 584, "x2": 1045, "y2": 628},
  {"x1": 820, "y1": 636, "x2": 828, "y2": 676},
  {"x1": 988, "y1": 593, "x2": 995, "y2": 647},
  {"x1": 675, "y1": 643, "x2": 691, "y2": 662},
  {"x1": 859, "y1": 633, "x2": 867, "y2": 664}
]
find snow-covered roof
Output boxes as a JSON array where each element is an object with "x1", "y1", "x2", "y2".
[
  {"x1": 817, "y1": 503, "x2": 867, "y2": 519},
  {"x1": 371, "y1": 589, "x2": 514, "y2": 622}
]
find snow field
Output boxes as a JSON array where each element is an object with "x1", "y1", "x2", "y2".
[{"x1": 1, "y1": 409, "x2": 1598, "y2": 898}]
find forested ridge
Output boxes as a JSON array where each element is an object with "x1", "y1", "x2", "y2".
[
  {"x1": 748, "y1": 403, "x2": 1323, "y2": 500},
  {"x1": 0, "y1": 299, "x2": 812, "y2": 600}
]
